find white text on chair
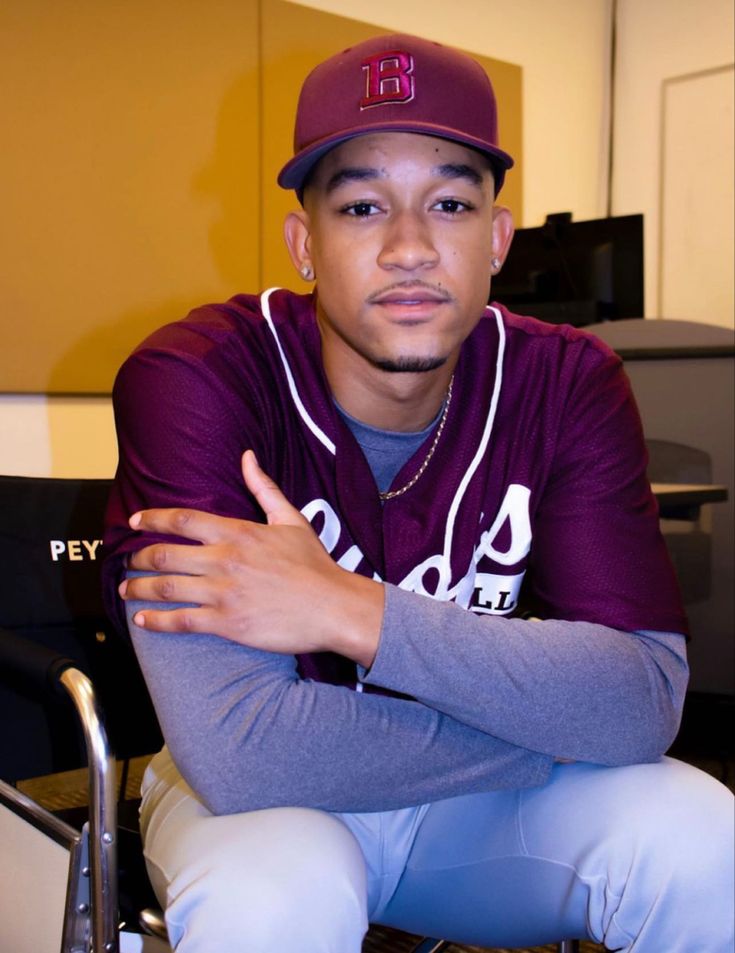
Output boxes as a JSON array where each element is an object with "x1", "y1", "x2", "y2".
[{"x1": 49, "y1": 539, "x2": 103, "y2": 561}]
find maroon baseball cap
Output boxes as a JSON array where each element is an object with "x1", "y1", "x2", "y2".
[{"x1": 278, "y1": 33, "x2": 514, "y2": 195}]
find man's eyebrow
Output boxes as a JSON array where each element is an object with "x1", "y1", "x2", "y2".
[
  {"x1": 322, "y1": 162, "x2": 487, "y2": 194},
  {"x1": 324, "y1": 167, "x2": 385, "y2": 193},
  {"x1": 433, "y1": 163, "x2": 485, "y2": 187}
]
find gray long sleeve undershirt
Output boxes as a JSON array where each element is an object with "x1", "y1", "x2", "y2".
[{"x1": 125, "y1": 418, "x2": 688, "y2": 816}]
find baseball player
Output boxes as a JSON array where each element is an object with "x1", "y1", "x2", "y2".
[{"x1": 104, "y1": 33, "x2": 734, "y2": 953}]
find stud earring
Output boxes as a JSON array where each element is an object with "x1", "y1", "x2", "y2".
[
  {"x1": 491, "y1": 257, "x2": 502, "y2": 273},
  {"x1": 300, "y1": 264, "x2": 314, "y2": 281}
]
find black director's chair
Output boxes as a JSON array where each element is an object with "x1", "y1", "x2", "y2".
[
  {"x1": 0, "y1": 474, "x2": 165, "y2": 952},
  {"x1": 0, "y1": 475, "x2": 161, "y2": 783}
]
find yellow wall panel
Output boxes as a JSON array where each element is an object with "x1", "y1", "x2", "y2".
[
  {"x1": 1, "y1": 0, "x2": 260, "y2": 393},
  {"x1": 0, "y1": 0, "x2": 520, "y2": 393}
]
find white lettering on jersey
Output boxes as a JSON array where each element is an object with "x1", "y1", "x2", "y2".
[
  {"x1": 300, "y1": 483, "x2": 531, "y2": 614},
  {"x1": 472, "y1": 572, "x2": 525, "y2": 614},
  {"x1": 301, "y1": 498, "x2": 381, "y2": 577},
  {"x1": 301, "y1": 498, "x2": 341, "y2": 551},
  {"x1": 400, "y1": 484, "x2": 532, "y2": 608},
  {"x1": 480, "y1": 484, "x2": 532, "y2": 565}
]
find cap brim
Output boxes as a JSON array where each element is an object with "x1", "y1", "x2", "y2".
[{"x1": 278, "y1": 122, "x2": 514, "y2": 193}]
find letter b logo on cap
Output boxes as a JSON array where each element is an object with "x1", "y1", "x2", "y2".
[{"x1": 360, "y1": 50, "x2": 414, "y2": 109}]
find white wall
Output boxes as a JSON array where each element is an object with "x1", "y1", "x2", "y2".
[
  {"x1": 613, "y1": 0, "x2": 735, "y2": 319},
  {"x1": 0, "y1": 397, "x2": 117, "y2": 478}
]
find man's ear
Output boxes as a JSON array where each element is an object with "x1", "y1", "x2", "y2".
[
  {"x1": 490, "y1": 205, "x2": 515, "y2": 269},
  {"x1": 283, "y1": 208, "x2": 314, "y2": 280}
]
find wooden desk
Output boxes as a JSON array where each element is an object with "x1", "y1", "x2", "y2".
[{"x1": 651, "y1": 483, "x2": 728, "y2": 520}]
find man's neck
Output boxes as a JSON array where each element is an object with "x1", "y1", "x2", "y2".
[{"x1": 324, "y1": 357, "x2": 455, "y2": 433}]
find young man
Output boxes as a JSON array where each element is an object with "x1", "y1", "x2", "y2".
[{"x1": 104, "y1": 34, "x2": 734, "y2": 953}]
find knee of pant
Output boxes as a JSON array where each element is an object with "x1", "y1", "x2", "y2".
[
  {"x1": 596, "y1": 761, "x2": 735, "y2": 953},
  {"x1": 164, "y1": 855, "x2": 368, "y2": 952},
  {"x1": 601, "y1": 759, "x2": 734, "y2": 892},
  {"x1": 160, "y1": 810, "x2": 369, "y2": 952},
  {"x1": 166, "y1": 880, "x2": 367, "y2": 952},
  {"x1": 628, "y1": 760, "x2": 731, "y2": 844}
]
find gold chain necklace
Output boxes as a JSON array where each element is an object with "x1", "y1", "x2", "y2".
[{"x1": 379, "y1": 374, "x2": 455, "y2": 502}]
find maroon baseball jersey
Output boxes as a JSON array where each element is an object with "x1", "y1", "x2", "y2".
[{"x1": 103, "y1": 289, "x2": 686, "y2": 685}]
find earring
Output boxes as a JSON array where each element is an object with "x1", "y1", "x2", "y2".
[
  {"x1": 491, "y1": 257, "x2": 502, "y2": 273},
  {"x1": 300, "y1": 264, "x2": 314, "y2": 281}
]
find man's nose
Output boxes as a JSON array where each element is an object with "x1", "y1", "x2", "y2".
[{"x1": 377, "y1": 210, "x2": 440, "y2": 271}]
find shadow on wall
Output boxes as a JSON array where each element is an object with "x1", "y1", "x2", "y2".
[
  {"x1": 192, "y1": 68, "x2": 263, "y2": 292},
  {"x1": 46, "y1": 296, "x2": 212, "y2": 396}
]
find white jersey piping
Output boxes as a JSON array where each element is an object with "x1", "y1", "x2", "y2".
[
  {"x1": 260, "y1": 287, "x2": 337, "y2": 455},
  {"x1": 442, "y1": 306, "x2": 506, "y2": 562},
  {"x1": 261, "y1": 288, "x2": 505, "y2": 572}
]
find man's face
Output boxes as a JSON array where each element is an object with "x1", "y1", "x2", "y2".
[{"x1": 286, "y1": 131, "x2": 513, "y2": 384}]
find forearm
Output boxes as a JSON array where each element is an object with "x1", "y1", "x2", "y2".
[
  {"x1": 361, "y1": 585, "x2": 689, "y2": 765},
  {"x1": 126, "y1": 602, "x2": 551, "y2": 815}
]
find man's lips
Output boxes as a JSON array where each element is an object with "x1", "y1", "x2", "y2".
[{"x1": 368, "y1": 284, "x2": 451, "y2": 306}]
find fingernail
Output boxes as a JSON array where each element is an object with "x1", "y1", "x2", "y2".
[
  {"x1": 129, "y1": 512, "x2": 142, "y2": 528},
  {"x1": 118, "y1": 580, "x2": 128, "y2": 597},
  {"x1": 133, "y1": 611, "x2": 146, "y2": 628}
]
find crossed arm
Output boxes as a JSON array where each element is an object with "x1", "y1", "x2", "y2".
[
  {"x1": 121, "y1": 450, "x2": 384, "y2": 668},
  {"x1": 120, "y1": 449, "x2": 688, "y2": 814}
]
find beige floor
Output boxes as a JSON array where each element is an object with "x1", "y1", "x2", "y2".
[{"x1": 17, "y1": 753, "x2": 153, "y2": 811}]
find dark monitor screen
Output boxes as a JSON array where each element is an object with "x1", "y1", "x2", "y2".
[{"x1": 490, "y1": 212, "x2": 644, "y2": 327}]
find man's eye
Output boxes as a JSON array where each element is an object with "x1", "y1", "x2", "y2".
[
  {"x1": 433, "y1": 199, "x2": 471, "y2": 214},
  {"x1": 342, "y1": 202, "x2": 379, "y2": 217}
]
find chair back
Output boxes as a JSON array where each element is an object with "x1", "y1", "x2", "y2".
[{"x1": 0, "y1": 475, "x2": 161, "y2": 781}]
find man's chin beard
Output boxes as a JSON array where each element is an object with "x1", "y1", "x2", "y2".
[{"x1": 373, "y1": 356, "x2": 447, "y2": 374}]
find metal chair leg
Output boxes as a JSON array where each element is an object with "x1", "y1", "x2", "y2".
[
  {"x1": 59, "y1": 667, "x2": 118, "y2": 953},
  {"x1": 558, "y1": 941, "x2": 580, "y2": 953},
  {"x1": 140, "y1": 906, "x2": 169, "y2": 939},
  {"x1": 409, "y1": 939, "x2": 451, "y2": 953}
]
